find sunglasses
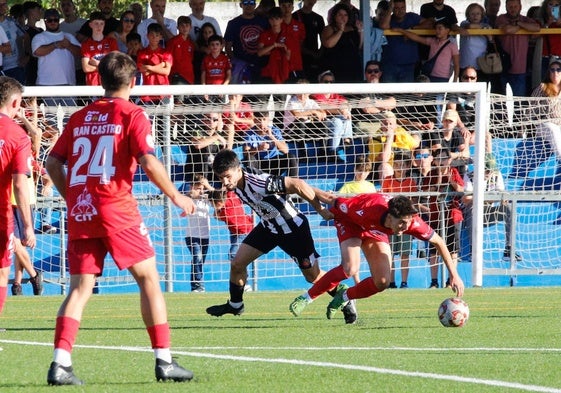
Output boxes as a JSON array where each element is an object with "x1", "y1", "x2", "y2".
[
  {"x1": 550, "y1": 67, "x2": 561, "y2": 72},
  {"x1": 45, "y1": 18, "x2": 60, "y2": 23},
  {"x1": 366, "y1": 68, "x2": 381, "y2": 74},
  {"x1": 415, "y1": 153, "x2": 430, "y2": 159},
  {"x1": 122, "y1": 18, "x2": 135, "y2": 23},
  {"x1": 242, "y1": 0, "x2": 256, "y2": 5},
  {"x1": 462, "y1": 75, "x2": 477, "y2": 80}
]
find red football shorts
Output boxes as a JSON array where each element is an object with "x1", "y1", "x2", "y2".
[
  {"x1": 67, "y1": 223, "x2": 155, "y2": 275},
  {"x1": 334, "y1": 219, "x2": 390, "y2": 244},
  {"x1": 0, "y1": 231, "x2": 14, "y2": 268}
]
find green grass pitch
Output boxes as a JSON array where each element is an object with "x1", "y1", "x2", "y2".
[{"x1": 1, "y1": 287, "x2": 561, "y2": 392}]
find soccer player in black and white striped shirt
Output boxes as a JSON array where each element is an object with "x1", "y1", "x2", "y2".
[{"x1": 206, "y1": 149, "x2": 357, "y2": 323}]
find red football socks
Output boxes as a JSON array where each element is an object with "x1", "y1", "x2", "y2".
[
  {"x1": 147, "y1": 323, "x2": 171, "y2": 349},
  {"x1": 54, "y1": 316, "x2": 80, "y2": 352},
  {"x1": 308, "y1": 265, "x2": 349, "y2": 299},
  {"x1": 346, "y1": 277, "x2": 383, "y2": 300},
  {"x1": 0, "y1": 286, "x2": 6, "y2": 314}
]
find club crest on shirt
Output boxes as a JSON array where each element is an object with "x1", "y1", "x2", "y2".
[
  {"x1": 70, "y1": 187, "x2": 98, "y2": 222},
  {"x1": 339, "y1": 203, "x2": 348, "y2": 214}
]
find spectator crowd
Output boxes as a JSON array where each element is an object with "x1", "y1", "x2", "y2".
[{"x1": 4, "y1": 0, "x2": 557, "y2": 294}]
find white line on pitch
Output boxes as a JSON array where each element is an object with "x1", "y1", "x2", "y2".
[
  {"x1": 2, "y1": 339, "x2": 561, "y2": 393},
  {"x1": 173, "y1": 346, "x2": 561, "y2": 352}
]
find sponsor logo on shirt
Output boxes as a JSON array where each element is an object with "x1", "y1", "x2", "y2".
[{"x1": 70, "y1": 187, "x2": 98, "y2": 222}]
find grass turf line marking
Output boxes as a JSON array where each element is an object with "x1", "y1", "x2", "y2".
[
  {"x1": 2, "y1": 339, "x2": 561, "y2": 393},
  {"x1": 175, "y1": 346, "x2": 561, "y2": 352}
]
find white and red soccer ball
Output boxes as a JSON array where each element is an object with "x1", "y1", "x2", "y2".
[{"x1": 438, "y1": 297, "x2": 470, "y2": 327}]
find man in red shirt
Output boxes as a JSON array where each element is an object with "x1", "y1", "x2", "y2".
[
  {"x1": 289, "y1": 193, "x2": 465, "y2": 323},
  {"x1": 45, "y1": 52, "x2": 195, "y2": 385},
  {"x1": 0, "y1": 77, "x2": 36, "y2": 322},
  {"x1": 81, "y1": 11, "x2": 118, "y2": 86}
]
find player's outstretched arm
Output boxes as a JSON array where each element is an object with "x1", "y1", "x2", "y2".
[
  {"x1": 312, "y1": 187, "x2": 337, "y2": 205},
  {"x1": 139, "y1": 154, "x2": 195, "y2": 216},
  {"x1": 429, "y1": 232, "x2": 465, "y2": 297},
  {"x1": 284, "y1": 177, "x2": 333, "y2": 220}
]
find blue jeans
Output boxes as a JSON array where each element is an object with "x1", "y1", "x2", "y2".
[
  {"x1": 229, "y1": 233, "x2": 244, "y2": 261},
  {"x1": 501, "y1": 73, "x2": 527, "y2": 97},
  {"x1": 185, "y1": 237, "x2": 209, "y2": 290},
  {"x1": 327, "y1": 115, "x2": 353, "y2": 151},
  {"x1": 381, "y1": 63, "x2": 416, "y2": 83},
  {"x1": 4, "y1": 66, "x2": 25, "y2": 84}
]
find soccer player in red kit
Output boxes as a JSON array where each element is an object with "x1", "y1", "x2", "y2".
[
  {"x1": 289, "y1": 193, "x2": 465, "y2": 323},
  {"x1": 0, "y1": 77, "x2": 36, "y2": 323},
  {"x1": 45, "y1": 52, "x2": 195, "y2": 385}
]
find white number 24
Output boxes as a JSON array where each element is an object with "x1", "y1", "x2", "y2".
[{"x1": 70, "y1": 135, "x2": 116, "y2": 186}]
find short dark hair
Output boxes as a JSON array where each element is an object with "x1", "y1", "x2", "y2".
[
  {"x1": 98, "y1": 52, "x2": 137, "y2": 92},
  {"x1": 126, "y1": 32, "x2": 141, "y2": 43},
  {"x1": 0, "y1": 76, "x2": 24, "y2": 108},
  {"x1": 212, "y1": 149, "x2": 241, "y2": 174},
  {"x1": 208, "y1": 189, "x2": 227, "y2": 203},
  {"x1": 388, "y1": 195, "x2": 418, "y2": 218},
  {"x1": 89, "y1": 11, "x2": 105, "y2": 21},
  {"x1": 147, "y1": 22, "x2": 164, "y2": 35},
  {"x1": 177, "y1": 15, "x2": 191, "y2": 25},
  {"x1": 253, "y1": 111, "x2": 268, "y2": 119},
  {"x1": 364, "y1": 60, "x2": 381, "y2": 72},
  {"x1": 432, "y1": 147, "x2": 451, "y2": 159},
  {"x1": 267, "y1": 6, "x2": 282, "y2": 19},
  {"x1": 208, "y1": 34, "x2": 223, "y2": 45}
]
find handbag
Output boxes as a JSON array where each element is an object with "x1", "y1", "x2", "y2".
[
  {"x1": 420, "y1": 40, "x2": 451, "y2": 76},
  {"x1": 477, "y1": 42, "x2": 503, "y2": 74}
]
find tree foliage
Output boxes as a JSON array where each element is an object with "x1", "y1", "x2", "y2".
[{"x1": 42, "y1": 0, "x2": 146, "y2": 19}]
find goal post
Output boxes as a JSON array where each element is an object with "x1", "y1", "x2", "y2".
[{"x1": 23, "y1": 80, "x2": 561, "y2": 294}]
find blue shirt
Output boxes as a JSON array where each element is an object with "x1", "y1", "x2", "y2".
[
  {"x1": 382, "y1": 13, "x2": 422, "y2": 66},
  {"x1": 244, "y1": 125, "x2": 284, "y2": 160}
]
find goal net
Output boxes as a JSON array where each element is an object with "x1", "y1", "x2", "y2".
[{"x1": 21, "y1": 81, "x2": 560, "y2": 294}]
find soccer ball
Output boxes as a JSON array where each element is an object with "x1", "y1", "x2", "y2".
[{"x1": 438, "y1": 297, "x2": 469, "y2": 327}]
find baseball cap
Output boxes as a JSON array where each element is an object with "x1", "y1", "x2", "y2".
[
  {"x1": 44, "y1": 8, "x2": 60, "y2": 19},
  {"x1": 549, "y1": 56, "x2": 561, "y2": 67},
  {"x1": 443, "y1": 109, "x2": 458, "y2": 122}
]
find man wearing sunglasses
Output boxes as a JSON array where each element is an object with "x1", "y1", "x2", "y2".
[
  {"x1": 356, "y1": 61, "x2": 397, "y2": 115},
  {"x1": 31, "y1": 8, "x2": 81, "y2": 87},
  {"x1": 224, "y1": 0, "x2": 268, "y2": 84}
]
